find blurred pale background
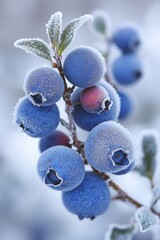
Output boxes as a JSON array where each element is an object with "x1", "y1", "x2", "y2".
[{"x1": 0, "y1": 0, "x2": 160, "y2": 240}]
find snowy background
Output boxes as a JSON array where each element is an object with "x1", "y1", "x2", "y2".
[{"x1": 0, "y1": 0, "x2": 160, "y2": 239}]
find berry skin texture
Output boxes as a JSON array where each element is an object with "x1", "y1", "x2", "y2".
[
  {"x1": 62, "y1": 171, "x2": 111, "y2": 219},
  {"x1": 112, "y1": 25, "x2": 141, "y2": 52},
  {"x1": 80, "y1": 85, "x2": 111, "y2": 113},
  {"x1": 71, "y1": 81, "x2": 120, "y2": 131},
  {"x1": 63, "y1": 46, "x2": 106, "y2": 88},
  {"x1": 85, "y1": 121, "x2": 135, "y2": 173},
  {"x1": 37, "y1": 146, "x2": 85, "y2": 192},
  {"x1": 13, "y1": 97, "x2": 60, "y2": 138},
  {"x1": 118, "y1": 91, "x2": 133, "y2": 120},
  {"x1": 39, "y1": 130, "x2": 71, "y2": 153},
  {"x1": 112, "y1": 54, "x2": 143, "y2": 85},
  {"x1": 24, "y1": 66, "x2": 64, "y2": 106}
]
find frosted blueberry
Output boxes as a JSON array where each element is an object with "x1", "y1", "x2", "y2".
[
  {"x1": 13, "y1": 97, "x2": 60, "y2": 138},
  {"x1": 71, "y1": 81, "x2": 120, "y2": 131},
  {"x1": 24, "y1": 66, "x2": 64, "y2": 106},
  {"x1": 85, "y1": 121, "x2": 135, "y2": 173},
  {"x1": 37, "y1": 146, "x2": 85, "y2": 192},
  {"x1": 62, "y1": 171, "x2": 111, "y2": 219},
  {"x1": 63, "y1": 46, "x2": 106, "y2": 88}
]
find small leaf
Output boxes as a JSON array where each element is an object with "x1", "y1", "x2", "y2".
[
  {"x1": 90, "y1": 10, "x2": 111, "y2": 37},
  {"x1": 135, "y1": 206, "x2": 159, "y2": 232},
  {"x1": 105, "y1": 224, "x2": 136, "y2": 240},
  {"x1": 58, "y1": 14, "x2": 93, "y2": 54},
  {"x1": 137, "y1": 130, "x2": 158, "y2": 181},
  {"x1": 46, "y1": 11, "x2": 62, "y2": 49},
  {"x1": 14, "y1": 38, "x2": 52, "y2": 62}
]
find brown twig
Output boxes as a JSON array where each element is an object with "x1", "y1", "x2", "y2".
[{"x1": 53, "y1": 53, "x2": 84, "y2": 156}]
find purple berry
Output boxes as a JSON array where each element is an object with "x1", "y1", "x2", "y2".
[
  {"x1": 63, "y1": 46, "x2": 106, "y2": 88},
  {"x1": 24, "y1": 66, "x2": 64, "y2": 106},
  {"x1": 85, "y1": 121, "x2": 135, "y2": 173},
  {"x1": 62, "y1": 171, "x2": 111, "y2": 219},
  {"x1": 37, "y1": 146, "x2": 85, "y2": 192},
  {"x1": 39, "y1": 130, "x2": 71, "y2": 153},
  {"x1": 80, "y1": 85, "x2": 111, "y2": 113},
  {"x1": 71, "y1": 82, "x2": 120, "y2": 131}
]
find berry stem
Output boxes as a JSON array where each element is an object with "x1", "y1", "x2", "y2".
[
  {"x1": 109, "y1": 180, "x2": 142, "y2": 208},
  {"x1": 53, "y1": 53, "x2": 84, "y2": 155}
]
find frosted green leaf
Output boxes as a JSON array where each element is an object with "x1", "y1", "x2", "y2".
[
  {"x1": 135, "y1": 207, "x2": 159, "y2": 232},
  {"x1": 58, "y1": 14, "x2": 93, "y2": 54},
  {"x1": 136, "y1": 129, "x2": 158, "y2": 181},
  {"x1": 14, "y1": 38, "x2": 52, "y2": 62},
  {"x1": 46, "y1": 11, "x2": 62, "y2": 49},
  {"x1": 105, "y1": 224, "x2": 136, "y2": 240}
]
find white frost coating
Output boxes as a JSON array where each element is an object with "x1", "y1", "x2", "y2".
[
  {"x1": 105, "y1": 223, "x2": 136, "y2": 240},
  {"x1": 46, "y1": 12, "x2": 62, "y2": 48},
  {"x1": 85, "y1": 121, "x2": 135, "y2": 173},
  {"x1": 58, "y1": 14, "x2": 93, "y2": 54},
  {"x1": 135, "y1": 206, "x2": 160, "y2": 232},
  {"x1": 14, "y1": 38, "x2": 52, "y2": 62}
]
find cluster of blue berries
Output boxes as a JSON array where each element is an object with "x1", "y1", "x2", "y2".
[
  {"x1": 111, "y1": 24, "x2": 143, "y2": 120},
  {"x1": 13, "y1": 14, "x2": 137, "y2": 220},
  {"x1": 14, "y1": 67, "x2": 64, "y2": 137}
]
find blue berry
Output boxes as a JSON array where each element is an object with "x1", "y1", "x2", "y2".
[
  {"x1": 39, "y1": 130, "x2": 71, "y2": 153},
  {"x1": 37, "y1": 146, "x2": 85, "y2": 192},
  {"x1": 112, "y1": 54, "x2": 143, "y2": 85},
  {"x1": 24, "y1": 66, "x2": 64, "y2": 106},
  {"x1": 80, "y1": 85, "x2": 111, "y2": 113},
  {"x1": 62, "y1": 171, "x2": 111, "y2": 219},
  {"x1": 71, "y1": 82, "x2": 120, "y2": 131},
  {"x1": 118, "y1": 91, "x2": 133, "y2": 120},
  {"x1": 13, "y1": 97, "x2": 60, "y2": 138},
  {"x1": 63, "y1": 46, "x2": 106, "y2": 88},
  {"x1": 85, "y1": 121, "x2": 135, "y2": 173},
  {"x1": 112, "y1": 25, "x2": 141, "y2": 52}
]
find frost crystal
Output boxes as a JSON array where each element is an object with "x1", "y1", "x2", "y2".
[
  {"x1": 14, "y1": 38, "x2": 52, "y2": 62},
  {"x1": 46, "y1": 11, "x2": 62, "y2": 48},
  {"x1": 105, "y1": 224, "x2": 136, "y2": 240},
  {"x1": 58, "y1": 14, "x2": 93, "y2": 54},
  {"x1": 135, "y1": 206, "x2": 159, "y2": 232}
]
